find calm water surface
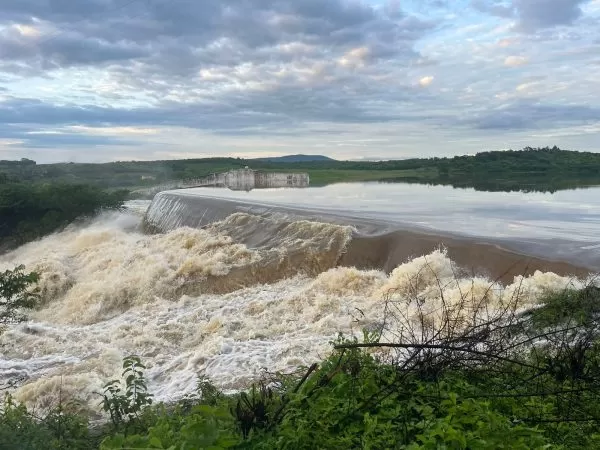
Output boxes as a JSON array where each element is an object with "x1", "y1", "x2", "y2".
[{"x1": 176, "y1": 183, "x2": 600, "y2": 246}]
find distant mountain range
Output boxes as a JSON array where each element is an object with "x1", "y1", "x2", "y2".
[{"x1": 253, "y1": 154, "x2": 336, "y2": 163}]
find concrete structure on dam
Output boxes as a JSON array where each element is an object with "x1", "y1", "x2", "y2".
[
  {"x1": 136, "y1": 168, "x2": 309, "y2": 196},
  {"x1": 199, "y1": 168, "x2": 309, "y2": 191}
]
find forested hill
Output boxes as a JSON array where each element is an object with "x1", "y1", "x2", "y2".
[
  {"x1": 1, "y1": 147, "x2": 600, "y2": 192},
  {"x1": 433, "y1": 147, "x2": 600, "y2": 175}
]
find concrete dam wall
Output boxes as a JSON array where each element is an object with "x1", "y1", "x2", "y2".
[{"x1": 144, "y1": 190, "x2": 593, "y2": 283}]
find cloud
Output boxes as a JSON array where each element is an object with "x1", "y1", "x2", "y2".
[
  {"x1": 516, "y1": 81, "x2": 540, "y2": 92},
  {"x1": 338, "y1": 46, "x2": 371, "y2": 69},
  {"x1": 512, "y1": 0, "x2": 589, "y2": 32},
  {"x1": 472, "y1": 0, "x2": 515, "y2": 18},
  {"x1": 0, "y1": 122, "x2": 142, "y2": 149},
  {"x1": 468, "y1": 102, "x2": 600, "y2": 130},
  {"x1": 0, "y1": 0, "x2": 438, "y2": 134},
  {"x1": 473, "y1": 0, "x2": 590, "y2": 32},
  {"x1": 419, "y1": 76, "x2": 435, "y2": 87},
  {"x1": 497, "y1": 38, "x2": 519, "y2": 47},
  {"x1": 0, "y1": 0, "x2": 432, "y2": 75},
  {"x1": 0, "y1": 84, "x2": 440, "y2": 138},
  {"x1": 0, "y1": 23, "x2": 148, "y2": 73},
  {"x1": 0, "y1": 0, "x2": 599, "y2": 161},
  {"x1": 21, "y1": 133, "x2": 141, "y2": 149},
  {"x1": 504, "y1": 55, "x2": 529, "y2": 66}
]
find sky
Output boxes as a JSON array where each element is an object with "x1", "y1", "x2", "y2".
[{"x1": 0, "y1": 0, "x2": 599, "y2": 163}]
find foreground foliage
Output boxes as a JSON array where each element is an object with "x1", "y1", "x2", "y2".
[
  {"x1": 0, "y1": 265, "x2": 39, "y2": 326},
  {"x1": 0, "y1": 395, "x2": 90, "y2": 450}
]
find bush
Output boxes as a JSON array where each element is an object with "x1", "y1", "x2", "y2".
[
  {"x1": 100, "y1": 404, "x2": 240, "y2": 450},
  {"x1": 0, "y1": 394, "x2": 90, "y2": 450},
  {"x1": 100, "y1": 356, "x2": 153, "y2": 433},
  {"x1": 0, "y1": 265, "x2": 39, "y2": 327},
  {"x1": 242, "y1": 346, "x2": 552, "y2": 449}
]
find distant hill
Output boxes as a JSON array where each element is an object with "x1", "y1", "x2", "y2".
[{"x1": 253, "y1": 154, "x2": 336, "y2": 163}]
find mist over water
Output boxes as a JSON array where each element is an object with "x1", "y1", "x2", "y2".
[{"x1": 0, "y1": 201, "x2": 589, "y2": 417}]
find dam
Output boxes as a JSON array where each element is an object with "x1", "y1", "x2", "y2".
[{"x1": 144, "y1": 183, "x2": 600, "y2": 282}]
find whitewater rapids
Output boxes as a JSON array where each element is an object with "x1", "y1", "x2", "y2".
[{"x1": 0, "y1": 210, "x2": 586, "y2": 417}]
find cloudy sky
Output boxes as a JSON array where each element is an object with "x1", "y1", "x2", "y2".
[{"x1": 0, "y1": 0, "x2": 599, "y2": 163}]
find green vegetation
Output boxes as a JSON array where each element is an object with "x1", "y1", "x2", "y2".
[
  {"x1": 276, "y1": 146, "x2": 600, "y2": 191},
  {"x1": 414, "y1": 146, "x2": 600, "y2": 192},
  {"x1": 101, "y1": 356, "x2": 154, "y2": 433},
  {"x1": 0, "y1": 179, "x2": 128, "y2": 251},
  {"x1": 0, "y1": 265, "x2": 39, "y2": 327},
  {"x1": 0, "y1": 394, "x2": 91, "y2": 450},
  {"x1": 3, "y1": 147, "x2": 600, "y2": 195},
  {"x1": 3, "y1": 270, "x2": 600, "y2": 449}
]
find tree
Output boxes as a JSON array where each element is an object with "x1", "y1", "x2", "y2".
[{"x1": 0, "y1": 265, "x2": 39, "y2": 326}]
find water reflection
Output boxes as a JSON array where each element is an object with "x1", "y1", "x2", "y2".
[
  {"x1": 378, "y1": 176, "x2": 600, "y2": 194},
  {"x1": 178, "y1": 182, "x2": 600, "y2": 246}
]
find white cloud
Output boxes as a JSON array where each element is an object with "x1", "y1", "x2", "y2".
[
  {"x1": 516, "y1": 81, "x2": 539, "y2": 92},
  {"x1": 0, "y1": 139, "x2": 24, "y2": 146},
  {"x1": 68, "y1": 126, "x2": 159, "y2": 136},
  {"x1": 419, "y1": 75, "x2": 435, "y2": 87},
  {"x1": 497, "y1": 37, "x2": 519, "y2": 47},
  {"x1": 14, "y1": 24, "x2": 41, "y2": 37},
  {"x1": 337, "y1": 46, "x2": 371, "y2": 69},
  {"x1": 0, "y1": 0, "x2": 599, "y2": 161},
  {"x1": 504, "y1": 55, "x2": 529, "y2": 66}
]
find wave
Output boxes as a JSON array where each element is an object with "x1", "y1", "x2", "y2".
[{"x1": 0, "y1": 209, "x2": 589, "y2": 417}]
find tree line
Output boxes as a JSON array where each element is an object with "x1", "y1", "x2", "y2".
[
  {"x1": 0, "y1": 177, "x2": 128, "y2": 251},
  {"x1": 3, "y1": 147, "x2": 600, "y2": 194}
]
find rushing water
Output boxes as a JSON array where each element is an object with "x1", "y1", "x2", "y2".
[{"x1": 0, "y1": 182, "x2": 598, "y2": 417}]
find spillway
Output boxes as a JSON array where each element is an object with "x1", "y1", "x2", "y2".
[{"x1": 145, "y1": 189, "x2": 596, "y2": 282}]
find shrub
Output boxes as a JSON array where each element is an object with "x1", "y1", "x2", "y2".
[
  {"x1": 100, "y1": 356, "x2": 153, "y2": 433},
  {"x1": 0, "y1": 394, "x2": 90, "y2": 450},
  {"x1": 0, "y1": 265, "x2": 39, "y2": 326},
  {"x1": 100, "y1": 404, "x2": 240, "y2": 450}
]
